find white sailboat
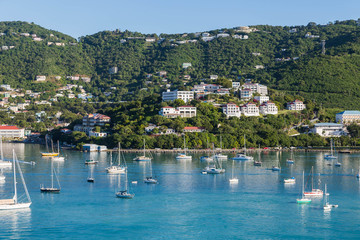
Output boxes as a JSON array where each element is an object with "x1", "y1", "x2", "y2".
[
  {"x1": 229, "y1": 159, "x2": 238, "y2": 183},
  {"x1": 303, "y1": 166, "x2": 323, "y2": 197},
  {"x1": 51, "y1": 141, "x2": 65, "y2": 161},
  {"x1": 212, "y1": 136, "x2": 228, "y2": 160},
  {"x1": 116, "y1": 170, "x2": 134, "y2": 199},
  {"x1": 40, "y1": 157, "x2": 61, "y2": 193},
  {"x1": 133, "y1": 139, "x2": 152, "y2": 161},
  {"x1": 144, "y1": 159, "x2": 157, "y2": 184},
  {"x1": 286, "y1": 149, "x2": 295, "y2": 164},
  {"x1": 271, "y1": 151, "x2": 281, "y2": 171},
  {"x1": 107, "y1": 143, "x2": 126, "y2": 174},
  {"x1": 0, "y1": 137, "x2": 11, "y2": 168},
  {"x1": 297, "y1": 171, "x2": 311, "y2": 204},
  {"x1": 232, "y1": 135, "x2": 253, "y2": 161},
  {"x1": 176, "y1": 135, "x2": 192, "y2": 160},
  {"x1": 0, "y1": 150, "x2": 31, "y2": 210},
  {"x1": 324, "y1": 139, "x2": 337, "y2": 160},
  {"x1": 323, "y1": 184, "x2": 332, "y2": 211},
  {"x1": 200, "y1": 138, "x2": 212, "y2": 162}
]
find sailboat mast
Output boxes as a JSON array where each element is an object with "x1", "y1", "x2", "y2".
[
  {"x1": 0, "y1": 136, "x2": 3, "y2": 161},
  {"x1": 302, "y1": 171, "x2": 305, "y2": 198},
  {"x1": 12, "y1": 149, "x2": 17, "y2": 203},
  {"x1": 184, "y1": 135, "x2": 186, "y2": 155},
  {"x1": 118, "y1": 142, "x2": 121, "y2": 166},
  {"x1": 51, "y1": 157, "x2": 54, "y2": 188},
  {"x1": 125, "y1": 170, "x2": 128, "y2": 191},
  {"x1": 311, "y1": 166, "x2": 314, "y2": 191},
  {"x1": 51, "y1": 139, "x2": 54, "y2": 153},
  {"x1": 143, "y1": 139, "x2": 146, "y2": 157},
  {"x1": 15, "y1": 152, "x2": 31, "y2": 203}
]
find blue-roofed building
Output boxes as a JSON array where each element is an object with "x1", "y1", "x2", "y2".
[
  {"x1": 310, "y1": 123, "x2": 347, "y2": 137},
  {"x1": 335, "y1": 111, "x2": 360, "y2": 125}
]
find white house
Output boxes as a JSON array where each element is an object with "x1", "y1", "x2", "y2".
[
  {"x1": 210, "y1": 75, "x2": 218, "y2": 80},
  {"x1": 182, "y1": 63, "x2": 192, "y2": 69},
  {"x1": 240, "y1": 88, "x2": 253, "y2": 100},
  {"x1": 222, "y1": 103, "x2": 241, "y2": 118},
  {"x1": 162, "y1": 89, "x2": 194, "y2": 103},
  {"x1": 311, "y1": 123, "x2": 346, "y2": 137},
  {"x1": 89, "y1": 131, "x2": 107, "y2": 138},
  {"x1": 0, "y1": 126, "x2": 24, "y2": 138},
  {"x1": 336, "y1": 110, "x2": 360, "y2": 125},
  {"x1": 159, "y1": 106, "x2": 196, "y2": 118},
  {"x1": 254, "y1": 95, "x2": 269, "y2": 104},
  {"x1": 183, "y1": 126, "x2": 205, "y2": 133},
  {"x1": 241, "y1": 102, "x2": 260, "y2": 116},
  {"x1": 36, "y1": 75, "x2": 46, "y2": 82},
  {"x1": 259, "y1": 101, "x2": 278, "y2": 115},
  {"x1": 178, "y1": 106, "x2": 197, "y2": 118},
  {"x1": 287, "y1": 100, "x2": 306, "y2": 111},
  {"x1": 159, "y1": 107, "x2": 180, "y2": 118},
  {"x1": 232, "y1": 81, "x2": 241, "y2": 90}
]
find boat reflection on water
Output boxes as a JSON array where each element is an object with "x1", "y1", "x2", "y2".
[{"x1": 0, "y1": 208, "x2": 31, "y2": 239}]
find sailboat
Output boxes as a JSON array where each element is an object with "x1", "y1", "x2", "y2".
[
  {"x1": 303, "y1": 166, "x2": 323, "y2": 197},
  {"x1": 356, "y1": 167, "x2": 360, "y2": 179},
  {"x1": 212, "y1": 136, "x2": 228, "y2": 160},
  {"x1": 40, "y1": 157, "x2": 61, "y2": 193},
  {"x1": 271, "y1": 151, "x2": 281, "y2": 171},
  {"x1": 297, "y1": 171, "x2": 312, "y2": 204},
  {"x1": 0, "y1": 137, "x2": 11, "y2": 167},
  {"x1": 87, "y1": 164, "x2": 95, "y2": 182},
  {"x1": 229, "y1": 159, "x2": 238, "y2": 183},
  {"x1": 204, "y1": 144, "x2": 225, "y2": 174},
  {"x1": 286, "y1": 149, "x2": 295, "y2": 164},
  {"x1": 232, "y1": 135, "x2": 253, "y2": 160},
  {"x1": 200, "y1": 138, "x2": 212, "y2": 162},
  {"x1": 323, "y1": 184, "x2": 332, "y2": 211},
  {"x1": 254, "y1": 144, "x2": 262, "y2": 166},
  {"x1": 51, "y1": 141, "x2": 65, "y2": 161},
  {"x1": 106, "y1": 143, "x2": 127, "y2": 174},
  {"x1": 176, "y1": 135, "x2": 192, "y2": 160},
  {"x1": 41, "y1": 135, "x2": 59, "y2": 157},
  {"x1": 144, "y1": 160, "x2": 157, "y2": 184},
  {"x1": 116, "y1": 170, "x2": 134, "y2": 199},
  {"x1": 133, "y1": 139, "x2": 152, "y2": 161},
  {"x1": 0, "y1": 150, "x2": 31, "y2": 210},
  {"x1": 324, "y1": 139, "x2": 337, "y2": 160}
]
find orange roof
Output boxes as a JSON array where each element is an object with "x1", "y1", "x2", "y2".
[
  {"x1": 0, "y1": 126, "x2": 20, "y2": 130},
  {"x1": 184, "y1": 126, "x2": 205, "y2": 130}
]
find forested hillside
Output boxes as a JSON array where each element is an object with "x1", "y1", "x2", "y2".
[{"x1": 0, "y1": 20, "x2": 360, "y2": 107}]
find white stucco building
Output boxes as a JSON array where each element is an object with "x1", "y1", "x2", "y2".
[
  {"x1": 311, "y1": 123, "x2": 346, "y2": 137},
  {"x1": 336, "y1": 111, "x2": 360, "y2": 125},
  {"x1": 222, "y1": 103, "x2": 241, "y2": 118},
  {"x1": 162, "y1": 89, "x2": 194, "y2": 103},
  {"x1": 259, "y1": 101, "x2": 278, "y2": 115},
  {"x1": 286, "y1": 100, "x2": 306, "y2": 111},
  {"x1": 241, "y1": 102, "x2": 260, "y2": 117}
]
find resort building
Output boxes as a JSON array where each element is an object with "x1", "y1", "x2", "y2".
[
  {"x1": 89, "y1": 131, "x2": 107, "y2": 138},
  {"x1": 222, "y1": 103, "x2": 241, "y2": 118},
  {"x1": 241, "y1": 102, "x2": 260, "y2": 117},
  {"x1": 286, "y1": 100, "x2": 306, "y2": 111},
  {"x1": 178, "y1": 106, "x2": 197, "y2": 118},
  {"x1": 242, "y1": 82, "x2": 268, "y2": 96},
  {"x1": 254, "y1": 95, "x2": 269, "y2": 104},
  {"x1": 159, "y1": 107, "x2": 181, "y2": 118},
  {"x1": 162, "y1": 89, "x2": 194, "y2": 103},
  {"x1": 239, "y1": 88, "x2": 253, "y2": 100},
  {"x1": 259, "y1": 101, "x2": 278, "y2": 115},
  {"x1": 336, "y1": 111, "x2": 360, "y2": 125},
  {"x1": 82, "y1": 113, "x2": 111, "y2": 127},
  {"x1": 310, "y1": 123, "x2": 347, "y2": 137},
  {"x1": 0, "y1": 126, "x2": 25, "y2": 139},
  {"x1": 231, "y1": 81, "x2": 241, "y2": 90},
  {"x1": 159, "y1": 106, "x2": 197, "y2": 118}
]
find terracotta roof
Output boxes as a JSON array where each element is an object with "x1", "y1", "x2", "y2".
[
  {"x1": 178, "y1": 105, "x2": 195, "y2": 108},
  {"x1": 0, "y1": 126, "x2": 20, "y2": 130},
  {"x1": 184, "y1": 127, "x2": 205, "y2": 130}
]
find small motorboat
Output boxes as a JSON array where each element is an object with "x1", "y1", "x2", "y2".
[
  {"x1": 85, "y1": 159, "x2": 98, "y2": 165},
  {"x1": 284, "y1": 177, "x2": 296, "y2": 184},
  {"x1": 87, "y1": 177, "x2": 95, "y2": 183}
]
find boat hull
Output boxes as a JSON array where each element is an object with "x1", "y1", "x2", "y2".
[
  {"x1": 297, "y1": 198, "x2": 311, "y2": 204},
  {"x1": 176, "y1": 155, "x2": 192, "y2": 160},
  {"x1": 0, "y1": 202, "x2": 31, "y2": 210},
  {"x1": 304, "y1": 190, "x2": 323, "y2": 197},
  {"x1": 0, "y1": 161, "x2": 12, "y2": 167},
  {"x1": 106, "y1": 167, "x2": 126, "y2": 174},
  {"x1": 116, "y1": 193, "x2": 134, "y2": 199},
  {"x1": 40, "y1": 188, "x2": 60, "y2": 193},
  {"x1": 41, "y1": 153, "x2": 59, "y2": 157},
  {"x1": 133, "y1": 156, "x2": 152, "y2": 161}
]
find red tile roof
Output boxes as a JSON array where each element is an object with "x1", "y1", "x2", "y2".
[{"x1": 0, "y1": 126, "x2": 20, "y2": 130}]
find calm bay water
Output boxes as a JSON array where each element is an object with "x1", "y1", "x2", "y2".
[{"x1": 0, "y1": 143, "x2": 360, "y2": 239}]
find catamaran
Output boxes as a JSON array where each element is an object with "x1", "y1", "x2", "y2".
[
  {"x1": 232, "y1": 135, "x2": 253, "y2": 161},
  {"x1": 0, "y1": 137, "x2": 11, "y2": 167},
  {"x1": 40, "y1": 157, "x2": 61, "y2": 193},
  {"x1": 324, "y1": 139, "x2": 337, "y2": 160},
  {"x1": 204, "y1": 145, "x2": 225, "y2": 174},
  {"x1": 116, "y1": 170, "x2": 134, "y2": 199},
  {"x1": 41, "y1": 135, "x2": 59, "y2": 157},
  {"x1": 0, "y1": 150, "x2": 31, "y2": 210},
  {"x1": 134, "y1": 139, "x2": 152, "y2": 161},
  {"x1": 297, "y1": 171, "x2": 312, "y2": 204},
  {"x1": 106, "y1": 143, "x2": 126, "y2": 174},
  {"x1": 303, "y1": 166, "x2": 323, "y2": 197},
  {"x1": 176, "y1": 135, "x2": 192, "y2": 160}
]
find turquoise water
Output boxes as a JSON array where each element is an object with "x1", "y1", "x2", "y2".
[{"x1": 0, "y1": 143, "x2": 360, "y2": 239}]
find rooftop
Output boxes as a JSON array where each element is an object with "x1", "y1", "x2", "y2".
[{"x1": 336, "y1": 110, "x2": 360, "y2": 115}]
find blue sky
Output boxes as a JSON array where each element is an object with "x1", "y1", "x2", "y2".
[{"x1": 0, "y1": 0, "x2": 359, "y2": 39}]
